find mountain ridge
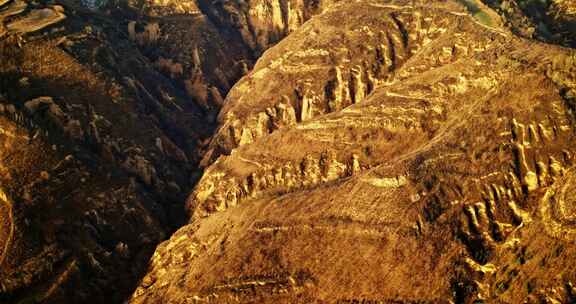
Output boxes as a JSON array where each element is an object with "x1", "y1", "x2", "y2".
[{"x1": 0, "y1": 0, "x2": 575, "y2": 303}]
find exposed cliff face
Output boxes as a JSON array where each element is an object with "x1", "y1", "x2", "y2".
[
  {"x1": 131, "y1": 1, "x2": 576, "y2": 303},
  {"x1": 116, "y1": 0, "x2": 250, "y2": 115},
  {"x1": 110, "y1": 0, "x2": 347, "y2": 116},
  {"x1": 0, "y1": 0, "x2": 356, "y2": 301},
  {"x1": 202, "y1": 0, "x2": 493, "y2": 165},
  {"x1": 1, "y1": 0, "x2": 576, "y2": 302},
  {"x1": 195, "y1": 0, "x2": 345, "y2": 55}
]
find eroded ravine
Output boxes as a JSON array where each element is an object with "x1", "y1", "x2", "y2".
[
  {"x1": 1, "y1": 0, "x2": 576, "y2": 303},
  {"x1": 0, "y1": 0, "x2": 365, "y2": 302},
  {"x1": 130, "y1": 1, "x2": 576, "y2": 303}
]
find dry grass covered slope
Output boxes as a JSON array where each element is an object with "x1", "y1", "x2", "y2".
[
  {"x1": 132, "y1": 0, "x2": 576, "y2": 303},
  {"x1": 0, "y1": 0, "x2": 365, "y2": 302},
  {"x1": 0, "y1": 0, "x2": 575, "y2": 303}
]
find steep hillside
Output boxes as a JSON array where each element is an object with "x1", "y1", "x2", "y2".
[
  {"x1": 0, "y1": 0, "x2": 200, "y2": 301},
  {"x1": 480, "y1": 0, "x2": 576, "y2": 47},
  {"x1": 0, "y1": 0, "x2": 354, "y2": 302},
  {"x1": 132, "y1": 0, "x2": 576, "y2": 303},
  {"x1": 0, "y1": 0, "x2": 226, "y2": 301},
  {"x1": 1, "y1": 0, "x2": 575, "y2": 303}
]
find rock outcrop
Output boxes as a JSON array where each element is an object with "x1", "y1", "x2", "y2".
[
  {"x1": 479, "y1": 0, "x2": 576, "y2": 47},
  {"x1": 0, "y1": 0, "x2": 212, "y2": 302},
  {"x1": 131, "y1": 1, "x2": 576, "y2": 303},
  {"x1": 0, "y1": 0, "x2": 65, "y2": 38},
  {"x1": 195, "y1": 0, "x2": 345, "y2": 55},
  {"x1": 203, "y1": 0, "x2": 484, "y2": 164},
  {"x1": 1, "y1": 0, "x2": 576, "y2": 303},
  {"x1": 106, "y1": 0, "x2": 347, "y2": 115}
]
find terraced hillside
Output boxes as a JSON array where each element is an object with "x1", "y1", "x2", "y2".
[
  {"x1": 131, "y1": 1, "x2": 576, "y2": 303},
  {"x1": 0, "y1": 0, "x2": 359, "y2": 302},
  {"x1": 0, "y1": 0, "x2": 575, "y2": 303}
]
